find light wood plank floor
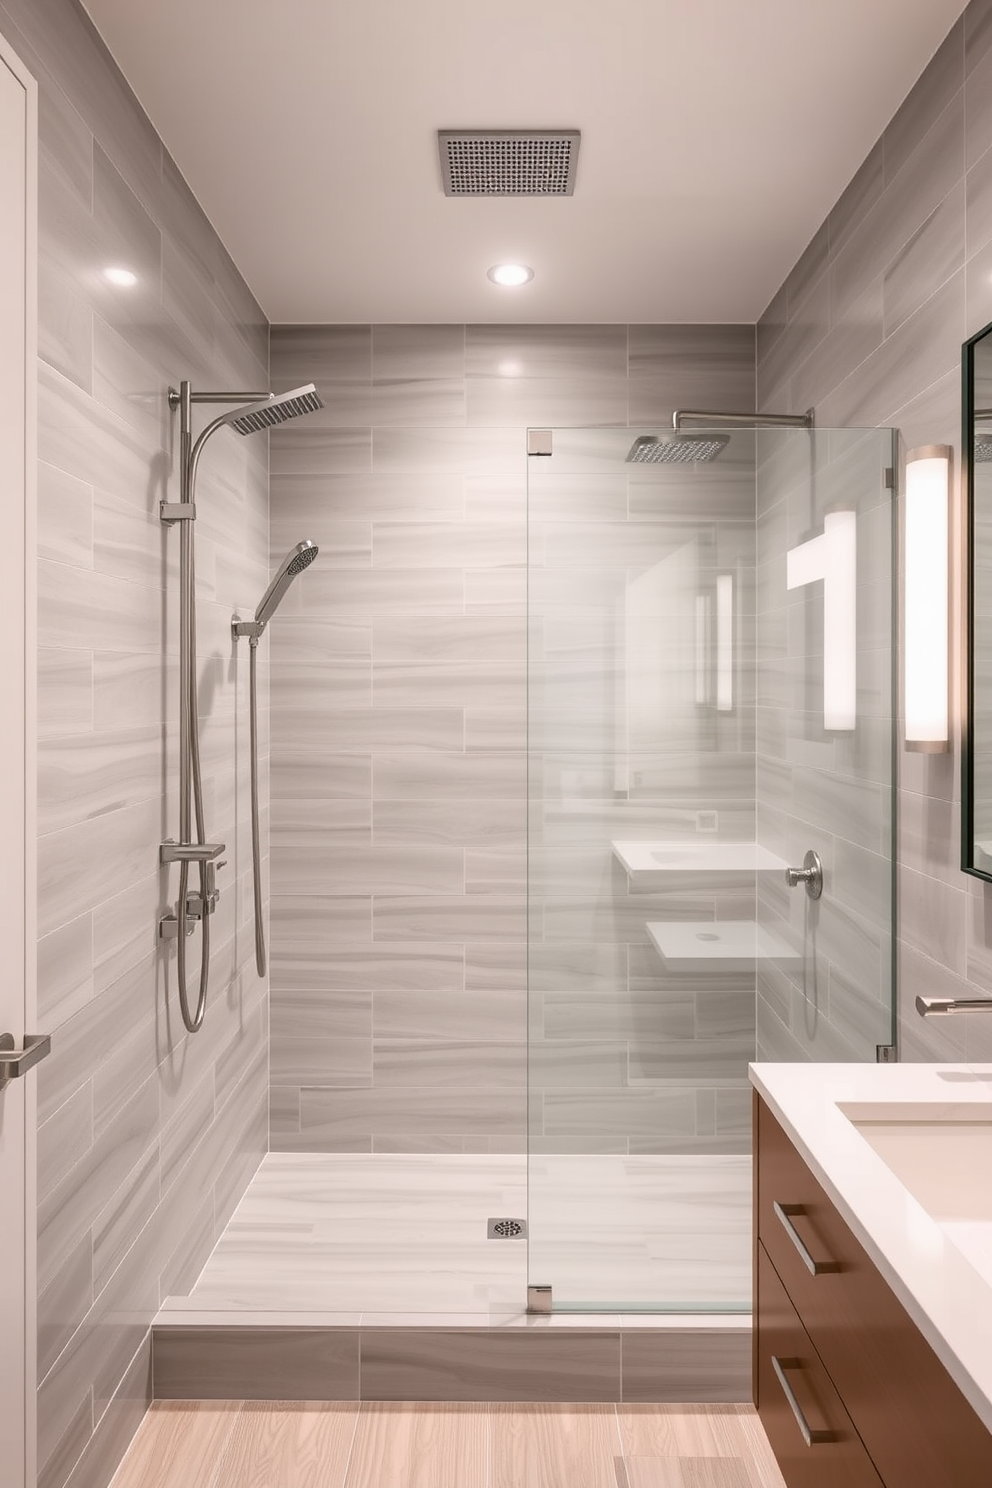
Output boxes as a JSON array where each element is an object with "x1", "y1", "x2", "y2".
[{"x1": 109, "y1": 1401, "x2": 786, "y2": 1488}]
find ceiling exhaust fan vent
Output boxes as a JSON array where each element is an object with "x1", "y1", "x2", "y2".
[{"x1": 438, "y1": 130, "x2": 580, "y2": 196}]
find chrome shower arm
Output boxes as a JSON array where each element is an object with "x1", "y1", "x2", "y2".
[
  {"x1": 174, "y1": 390, "x2": 271, "y2": 405},
  {"x1": 673, "y1": 408, "x2": 814, "y2": 429}
]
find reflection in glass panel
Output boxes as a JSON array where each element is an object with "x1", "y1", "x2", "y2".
[
  {"x1": 972, "y1": 333, "x2": 992, "y2": 869},
  {"x1": 526, "y1": 424, "x2": 895, "y2": 1313}
]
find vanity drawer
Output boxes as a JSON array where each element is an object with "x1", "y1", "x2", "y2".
[
  {"x1": 756, "y1": 1243, "x2": 883, "y2": 1488},
  {"x1": 755, "y1": 1093, "x2": 992, "y2": 1488},
  {"x1": 755, "y1": 1091, "x2": 863, "y2": 1318}
]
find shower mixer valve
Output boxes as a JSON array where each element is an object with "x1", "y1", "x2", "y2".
[{"x1": 158, "y1": 848, "x2": 226, "y2": 940}]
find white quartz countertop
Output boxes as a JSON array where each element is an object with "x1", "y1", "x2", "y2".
[{"x1": 750, "y1": 1061, "x2": 992, "y2": 1436}]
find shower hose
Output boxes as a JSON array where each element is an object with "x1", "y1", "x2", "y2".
[{"x1": 248, "y1": 635, "x2": 266, "y2": 977}]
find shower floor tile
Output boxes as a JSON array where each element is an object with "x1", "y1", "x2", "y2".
[{"x1": 170, "y1": 1153, "x2": 751, "y2": 1317}]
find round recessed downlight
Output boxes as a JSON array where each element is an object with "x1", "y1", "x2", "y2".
[
  {"x1": 103, "y1": 266, "x2": 138, "y2": 287},
  {"x1": 487, "y1": 263, "x2": 534, "y2": 287}
]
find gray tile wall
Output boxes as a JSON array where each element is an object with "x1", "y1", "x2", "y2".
[
  {"x1": 756, "y1": 0, "x2": 992, "y2": 1064},
  {"x1": 268, "y1": 324, "x2": 756, "y2": 1154},
  {"x1": 752, "y1": 429, "x2": 896, "y2": 1062},
  {"x1": 0, "y1": 3, "x2": 272, "y2": 1487}
]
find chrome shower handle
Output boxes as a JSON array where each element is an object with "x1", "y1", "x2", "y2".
[{"x1": 785, "y1": 849, "x2": 823, "y2": 900}]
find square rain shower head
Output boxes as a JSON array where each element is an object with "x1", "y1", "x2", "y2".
[{"x1": 438, "y1": 130, "x2": 580, "y2": 195}]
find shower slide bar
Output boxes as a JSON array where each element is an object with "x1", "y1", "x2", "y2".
[{"x1": 160, "y1": 381, "x2": 323, "y2": 1033}]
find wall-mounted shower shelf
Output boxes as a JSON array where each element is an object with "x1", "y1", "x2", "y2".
[
  {"x1": 612, "y1": 841, "x2": 788, "y2": 887},
  {"x1": 646, "y1": 919, "x2": 798, "y2": 972}
]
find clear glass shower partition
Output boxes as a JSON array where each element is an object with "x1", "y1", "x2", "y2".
[{"x1": 526, "y1": 424, "x2": 896, "y2": 1312}]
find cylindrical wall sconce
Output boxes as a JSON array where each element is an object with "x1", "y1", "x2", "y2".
[{"x1": 904, "y1": 444, "x2": 950, "y2": 752}]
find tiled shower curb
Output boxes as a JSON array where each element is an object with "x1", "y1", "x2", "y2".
[{"x1": 152, "y1": 1311, "x2": 751, "y2": 1403}]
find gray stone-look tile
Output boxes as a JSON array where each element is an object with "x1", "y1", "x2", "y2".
[
  {"x1": 886, "y1": 18, "x2": 964, "y2": 183},
  {"x1": 621, "y1": 1329, "x2": 751, "y2": 1402},
  {"x1": 466, "y1": 324, "x2": 628, "y2": 427},
  {"x1": 360, "y1": 1329, "x2": 621, "y2": 1402},
  {"x1": 627, "y1": 325, "x2": 755, "y2": 427},
  {"x1": 828, "y1": 138, "x2": 885, "y2": 258},
  {"x1": 38, "y1": 1236, "x2": 93, "y2": 1387},
  {"x1": 832, "y1": 89, "x2": 964, "y2": 324},
  {"x1": 298, "y1": 1088, "x2": 527, "y2": 1144},
  {"x1": 373, "y1": 1040, "x2": 525, "y2": 1089},
  {"x1": 882, "y1": 182, "x2": 965, "y2": 336},
  {"x1": 271, "y1": 324, "x2": 373, "y2": 425},
  {"x1": 372, "y1": 324, "x2": 466, "y2": 425},
  {"x1": 153, "y1": 1328, "x2": 361, "y2": 1400}
]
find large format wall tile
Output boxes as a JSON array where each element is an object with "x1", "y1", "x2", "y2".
[
  {"x1": 754, "y1": 0, "x2": 991, "y2": 1064},
  {"x1": 270, "y1": 319, "x2": 759, "y2": 1154},
  {"x1": 4, "y1": 5, "x2": 273, "y2": 1488}
]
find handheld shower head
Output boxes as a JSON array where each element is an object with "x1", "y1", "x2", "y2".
[
  {"x1": 226, "y1": 384, "x2": 324, "y2": 436},
  {"x1": 254, "y1": 540, "x2": 319, "y2": 629}
]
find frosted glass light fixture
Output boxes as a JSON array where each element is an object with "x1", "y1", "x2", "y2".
[
  {"x1": 904, "y1": 445, "x2": 950, "y2": 751},
  {"x1": 787, "y1": 510, "x2": 857, "y2": 731}
]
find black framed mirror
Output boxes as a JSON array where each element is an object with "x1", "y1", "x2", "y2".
[{"x1": 963, "y1": 317, "x2": 992, "y2": 880}]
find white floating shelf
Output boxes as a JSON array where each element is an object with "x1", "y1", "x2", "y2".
[
  {"x1": 646, "y1": 919, "x2": 799, "y2": 973},
  {"x1": 612, "y1": 841, "x2": 789, "y2": 884}
]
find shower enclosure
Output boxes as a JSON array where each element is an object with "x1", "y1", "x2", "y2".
[
  {"x1": 161, "y1": 412, "x2": 896, "y2": 1336},
  {"x1": 525, "y1": 422, "x2": 896, "y2": 1313}
]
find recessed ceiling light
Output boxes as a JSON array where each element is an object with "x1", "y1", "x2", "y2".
[
  {"x1": 103, "y1": 266, "x2": 138, "y2": 287},
  {"x1": 487, "y1": 263, "x2": 534, "y2": 287}
]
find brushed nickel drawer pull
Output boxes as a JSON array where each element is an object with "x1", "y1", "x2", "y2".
[
  {"x1": 774, "y1": 1200, "x2": 840, "y2": 1276},
  {"x1": 771, "y1": 1355, "x2": 835, "y2": 1446}
]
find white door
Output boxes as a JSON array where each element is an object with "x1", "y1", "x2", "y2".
[{"x1": 0, "y1": 33, "x2": 37, "y2": 1488}]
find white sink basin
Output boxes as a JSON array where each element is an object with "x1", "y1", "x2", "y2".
[{"x1": 839, "y1": 1102, "x2": 992, "y2": 1222}]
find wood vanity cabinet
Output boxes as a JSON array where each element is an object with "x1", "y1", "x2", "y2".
[{"x1": 754, "y1": 1092, "x2": 992, "y2": 1488}]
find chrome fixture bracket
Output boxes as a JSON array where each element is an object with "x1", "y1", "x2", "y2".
[
  {"x1": 785, "y1": 849, "x2": 823, "y2": 900},
  {"x1": 232, "y1": 618, "x2": 264, "y2": 640},
  {"x1": 160, "y1": 839, "x2": 225, "y2": 865},
  {"x1": 159, "y1": 913, "x2": 195, "y2": 940},
  {"x1": 160, "y1": 501, "x2": 196, "y2": 524},
  {"x1": 0, "y1": 1031, "x2": 52, "y2": 1083},
  {"x1": 526, "y1": 1284, "x2": 553, "y2": 1315},
  {"x1": 876, "y1": 1044, "x2": 897, "y2": 1063}
]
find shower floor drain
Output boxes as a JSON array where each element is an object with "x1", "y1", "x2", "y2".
[{"x1": 488, "y1": 1217, "x2": 527, "y2": 1239}]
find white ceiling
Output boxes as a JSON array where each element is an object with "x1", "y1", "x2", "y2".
[{"x1": 81, "y1": 0, "x2": 964, "y2": 325}]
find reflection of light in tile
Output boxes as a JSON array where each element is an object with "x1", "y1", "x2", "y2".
[
  {"x1": 716, "y1": 573, "x2": 733, "y2": 712},
  {"x1": 103, "y1": 265, "x2": 137, "y2": 287},
  {"x1": 786, "y1": 510, "x2": 857, "y2": 730}
]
